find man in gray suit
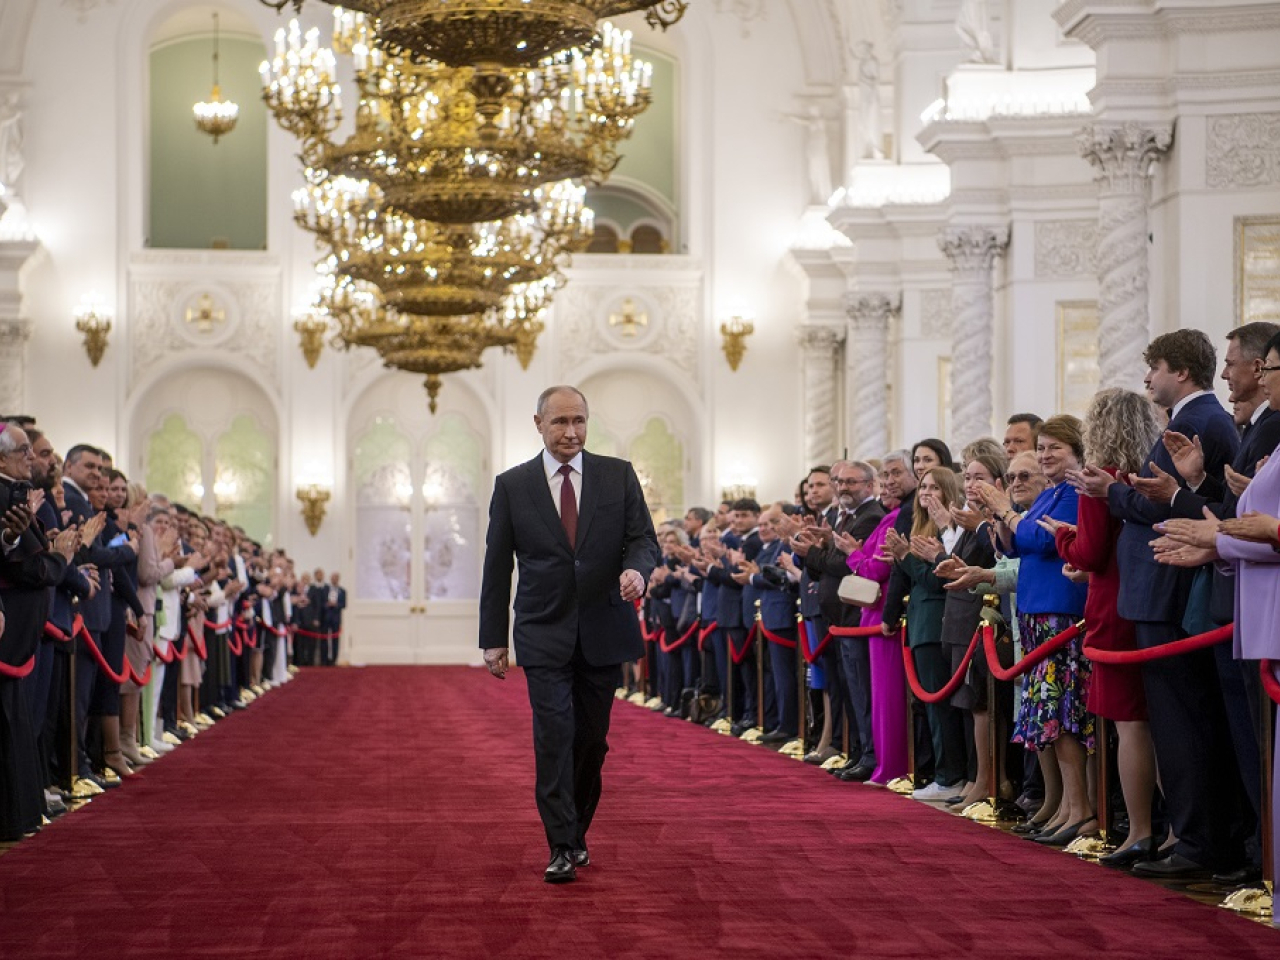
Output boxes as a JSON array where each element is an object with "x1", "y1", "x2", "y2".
[{"x1": 479, "y1": 386, "x2": 659, "y2": 884}]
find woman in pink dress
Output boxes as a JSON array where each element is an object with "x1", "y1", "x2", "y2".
[{"x1": 841, "y1": 507, "x2": 907, "y2": 786}]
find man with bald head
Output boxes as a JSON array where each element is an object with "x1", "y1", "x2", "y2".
[{"x1": 479, "y1": 385, "x2": 659, "y2": 884}]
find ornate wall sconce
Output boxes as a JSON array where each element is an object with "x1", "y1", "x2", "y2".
[
  {"x1": 719, "y1": 315, "x2": 754, "y2": 371},
  {"x1": 720, "y1": 483, "x2": 758, "y2": 503},
  {"x1": 296, "y1": 483, "x2": 331, "y2": 536},
  {"x1": 293, "y1": 311, "x2": 328, "y2": 369},
  {"x1": 74, "y1": 294, "x2": 112, "y2": 367}
]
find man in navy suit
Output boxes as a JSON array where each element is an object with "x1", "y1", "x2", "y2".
[
  {"x1": 1071, "y1": 329, "x2": 1240, "y2": 879},
  {"x1": 1142, "y1": 321, "x2": 1280, "y2": 883},
  {"x1": 479, "y1": 386, "x2": 658, "y2": 884}
]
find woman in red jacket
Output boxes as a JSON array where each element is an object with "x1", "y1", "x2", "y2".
[{"x1": 1042, "y1": 388, "x2": 1163, "y2": 867}]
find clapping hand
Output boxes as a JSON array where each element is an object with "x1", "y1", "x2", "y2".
[
  {"x1": 951, "y1": 504, "x2": 984, "y2": 532},
  {"x1": 1065, "y1": 465, "x2": 1116, "y2": 499},
  {"x1": 1035, "y1": 516, "x2": 1074, "y2": 536},
  {"x1": 936, "y1": 559, "x2": 995, "y2": 592},
  {"x1": 1, "y1": 502, "x2": 32, "y2": 541},
  {"x1": 1130, "y1": 462, "x2": 1180, "y2": 505},
  {"x1": 1154, "y1": 505, "x2": 1220, "y2": 550},
  {"x1": 1224, "y1": 463, "x2": 1252, "y2": 499},
  {"x1": 882, "y1": 528, "x2": 909, "y2": 562},
  {"x1": 27, "y1": 488, "x2": 45, "y2": 517},
  {"x1": 1151, "y1": 534, "x2": 1218, "y2": 567},
  {"x1": 975, "y1": 481, "x2": 1011, "y2": 518},
  {"x1": 908, "y1": 535, "x2": 943, "y2": 563},
  {"x1": 1162, "y1": 431, "x2": 1205, "y2": 488},
  {"x1": 80, "y1": 512, "x2": 107, "y2": 544},
  {"x1": 1218, "y1": 510, "x2": 1280, "y2": 545},
  {"x1": 1061, "y1": 563, "x2": 1089, "y2": 584},
  {"x1": 831, "y1": 530, "x2": 860, "y2": 556},
  {"x1": 51, "y1": 527, "x2": 80, "y2": 562}
]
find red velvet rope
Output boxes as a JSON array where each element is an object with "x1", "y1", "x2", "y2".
[
  {"x1": 728, "y1": 623, "x2": 758, "y2": 664},
  {"x1": 697, "y1": 620, "x2": 718, "y2": 652},
  {"x1": 74, "y1": 621, "x2": 131, "y2": 684},
  {"x1": 226, "y1": 628, "x2": 243, "y2": 656},
  {"x1": 185, "y1": 624, "x2": 208, "y2": 660},
  {"x1": 43, "y1": 617, "x2": 78, "y2": 643},
  {"x1": 152, "y1": 641, "x2": 179, "y2": 664},
  {"x1": 827, "y1": 623, "x2": 889, "y2": 638},
  {"x1": 204, "y1": 618, "x2": 233, "y2": 631},
  {"x1": 293, "y1": 626, "x2": 339, "y2": 640},
  {"x1": 798, "y1": 619, "x2": 834, "y2": 664},
  {"x1": 980, "y1": 620, "x2": 1083, "y2": 682},
  {"x1": 1261, "y1": 660, "x2": 1280, "y2": 706},
  {"x1": 237, "y1": 619, "x2": 259, "y2": 649},
  {"x1": 127, "y1": 661, "x2": 152, "y2": 686},
  {"x1": 0, "y1": 655, "x2": 35, "y2": 679},
  {"x1": 257, "y1": 619, "x2": 289, "y2": 638},
  {"x1": 757, "y1": 620, "x2": 797, "y2": 649},
  {"x1": 658, "y1": 619, "x2": 700, "y2": 653},
  {"x1": 901, "y1": 627, "x2": 982, "y2": 704},
  {"x1": 1082, "y1": 623, "x2": 1232, "y2": 664}
]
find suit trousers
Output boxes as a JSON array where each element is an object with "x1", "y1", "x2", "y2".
[
  {"x1": 1136, "y1": 620, "x2": 1244, "y2": 869},
  {"x1": 522, "y1": 644, "x2": 621, "y2": 852},
  {"x1": 1215, "y1": 641, "x2": 1263, "y2": 865},
  {"x1": 839, "y1": 633, "x2": 877, "y2": 768},
  {"x1": 767, "y1": 628, "x2": 799, "y2": 736}
]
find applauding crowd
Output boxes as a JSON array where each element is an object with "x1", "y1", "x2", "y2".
[
  {"x1": 638, "y1": 324, "x2": 1280, "y2": 888},
  {"x1": 0, "y1": 418, "x2": 345, "y2": 843}
]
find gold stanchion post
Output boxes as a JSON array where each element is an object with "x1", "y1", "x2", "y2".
[{"x1": 781, "y1": 609, "x2": 808, "y2": 759}]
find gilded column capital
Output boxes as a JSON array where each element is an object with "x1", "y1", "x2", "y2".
[{"x1": 1077, "y1": 122, "x2": 1173, "y2": 196}]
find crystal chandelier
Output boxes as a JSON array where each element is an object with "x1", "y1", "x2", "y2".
[
  {"x1": 262, "y1": 6, "x2": 674, "y2": 408},
  {"x1": 193, "y1": 12, "x2": 240, "y2": 143},
  {"x1": 256, "y1": 1, "x2": 689, "y2": 67}
]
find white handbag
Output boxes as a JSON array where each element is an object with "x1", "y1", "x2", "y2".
[{"x1": 838, "y1": 574, "x2": 881, "y2": 607}]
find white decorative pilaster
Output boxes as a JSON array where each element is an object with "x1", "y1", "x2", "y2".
[
  {"x1": 0, "y1": 237, "x2": 38, "y2": 414},
  {"x1": 1077, "y1": 122, "x2": 1173, "y2": 390},
  {"x1": 797, "y1": 323, "x2": 845, "y2": 467},
  {"x1": 843, "y1": 293, "x2": 898, "y2": 460},
  {"x1": 938, "y1": 225, "x2": 1008, "y2": 446}
]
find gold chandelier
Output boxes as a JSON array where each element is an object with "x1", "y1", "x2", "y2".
[
  {"x1": 256, "y1": 1, "x2": 688, "y2": 67},
  {"x1": 262, "y1": 5, "x2": 676, "y2": 408},
  {"x1": 264, "y1": 12, "x2": 653, "y2": 225},
  {"x1": 193, "y1": 12, "x2": 240, "y2": 143}
]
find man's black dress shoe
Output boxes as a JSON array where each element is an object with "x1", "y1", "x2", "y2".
[
  {"x1": 1131, "y1": 852, "x2": 1213, "y2": 880},
  {"x1": 544, "y1": 849, "x2": 577, "y2": 884},
  {"x1": 759, "y1": 728, "x2": 793, "y2": 744},
  {"x1": 1098, "y1": 837, "x2": 1158, "y2": 868},
  {"x1": 570, "y1": 848, "x2": 590, "y2": 868},
  {"x1": 1211, "y1": 864, "x2": 1262, "y2": 886},
  {"x1": 729, "y1": 722, "x2": 752, "y2": 738},
  {"x1": 838, "y1": 763, "x2": 874, "y2": 783}
]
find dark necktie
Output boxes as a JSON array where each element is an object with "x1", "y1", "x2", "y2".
[{"x1": 558, "y1": 464, "x2": 578, "y2": 547}]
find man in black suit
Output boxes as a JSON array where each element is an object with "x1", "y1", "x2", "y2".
[
  {"x1": 1072, "y1": 329, "x2": 1241, "y2": 879},
  {"x1": 1140, "y1": 321, "x2": 1279, "y2": 883},
  {"x1": 479, "y1": 385, "x2": 658, "y2": 884}
]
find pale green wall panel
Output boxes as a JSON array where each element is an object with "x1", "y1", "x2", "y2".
[{"x1": 149, "y1": 36, "x2": 268, "y2": 249}]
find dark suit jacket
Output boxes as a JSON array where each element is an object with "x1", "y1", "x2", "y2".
[
  {"x1": 1170, "y1": 405, "x2": 1280, "y2": 623},
  {"x1": 0, "y1": 490, "x2": 67, "y2": 666},
  {"x1": 479, "y1": 450, "x2": 659, "y2": 668},
  {"x1": 807, "y1": 498, "x2": 887, "y2": 627},
  {"x1": 1109, "y1": 392, "x2": 1239, "y2": 623}
]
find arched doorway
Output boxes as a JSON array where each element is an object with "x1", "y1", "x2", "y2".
[{"x1": 344, "y1": 373, "x2": 492, "y2": 664}]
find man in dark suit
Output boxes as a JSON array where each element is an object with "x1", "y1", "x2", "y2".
[
  {"x1": 802, "y1": 460, "x2": 885, "y2": 776},
  {"x1": 1072, "y1": 329, "x2": 1241, "y2": 879},
  {"x1": 1139, "y1": 321, "x2": 1279, "y2": 883},
  {"x1": 479, "y1": 385, "x2": 658, "y2": 884},
  {"x1": 323, "y1": 572, "x2": 347, "y2": 666}
]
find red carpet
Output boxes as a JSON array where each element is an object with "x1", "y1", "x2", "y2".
[{"x1": 1, "y1": 666, "x2": 1276, "y2": 959}]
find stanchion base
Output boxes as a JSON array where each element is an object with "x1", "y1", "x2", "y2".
[
  {"x1": 138, "y1": 745, "x2": 160, "y2": 760},
  {"x1": 179, "y1": 721, "x2": 200, "y2": 737},
  {"x1": 819, "y1": 754, "x2": 849, "y2": 771},
  {"x1": 710, "y1": 717, "x2": 734, "y2": 735},
  {"x1": 1220, "y1": 887, "x2": 1273, "y2": 917},
  {"x1": 100, "y1": 768, "x2": 121, "y2": 785},
  {"x1": 961, "y1": 800, "x2": 997, "y2": 822},
  {"x1": 886, "y1": 777, "x2": 914, "y2": 795},
  {"x1": 287, "y1": 665, "x2": 300, "y2": 676},
  {"x1": 240, "y1": 688, "x2": 257, "y2": 703},
  {"x1": 643, "y1": 696, "x2": 664, "y2": 710},
  {"x1": 627, "y1": 692, "x2": 647, "y2": 706},
  {"x1": 1064, "y1": 835, "x2": 1109, "y2": 859},
  {"x1": 250, "y1": 684, "x2": 266, "y2": 696},
  {"x1": 613, "y1": 687, "x2": 628, "y2": 700},
  {"x1": 779, "y1": 739, "x2": 806, "y2": 759},
  {"x1": 739, "y1": 727, "x2": 763, "y2": 743}
]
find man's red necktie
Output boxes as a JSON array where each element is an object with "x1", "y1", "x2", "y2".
[{"x1": 558, "y1": 463, "x2": 578, "y2": 547}]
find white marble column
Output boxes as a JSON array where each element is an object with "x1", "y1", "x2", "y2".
[
  {"x1": 797, "y1": 323, "x2": 845, "y2": 467},
  {"x1": 938, "y1": 225, "x2": 1008, "y2": 447},
  {"x1": 1078, "y1": 122, "x2": 1173, "y2": 390},
  {"x1": 843, "y1": 292, "x2": 897, "y2": 459},
  {"x1": 0, "y1": 236, "x2": 38, "y2": 415}
]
